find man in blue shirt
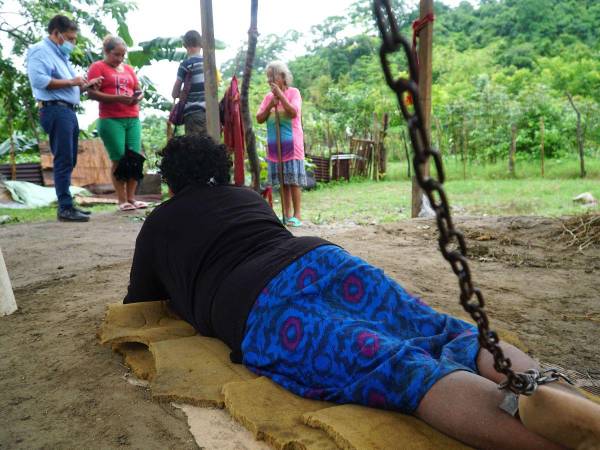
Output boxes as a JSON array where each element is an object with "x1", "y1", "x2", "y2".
[{"x1": 27, "y1": 15, "x2": 102, "y2": 222}]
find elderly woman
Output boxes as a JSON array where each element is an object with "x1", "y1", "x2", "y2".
[
  {"x1": 124, "y1": 135, "x2": 599, "y2": 450},
  {"x1": 256, "y1": 61, "x2": 305, "y2": 227},
  {"x1": 87, "y1": 35, "x2": 147, "y2": 211}
]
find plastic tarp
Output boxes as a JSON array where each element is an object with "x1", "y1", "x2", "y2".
[{"x1": 2, "y1": 180, "x2": 90, "y2": 208}]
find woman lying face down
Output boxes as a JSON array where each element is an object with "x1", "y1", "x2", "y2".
[{"x1": 124, "y1": 135, "x2": 599, "y2": 450}]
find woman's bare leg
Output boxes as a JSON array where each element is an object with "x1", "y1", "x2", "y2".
[
  {"x1": 415, "y1": 371, "x2": 565, "y2": 450},
  {"x1": 476, "y1": 342, "x2": 538, "y2": 384},
  {"x1": 290, "y1": 185, "x2": 302, "y2": 220},
  {"x1": 477, "y1": 342, "x2": 600, "y2": 447},
  {"x1": 283, "y1": 184, "x2": 292, "y2": 219},
  {"x1": 111, "y1": 161, "x2": 127, "y2": 205},
  {"x1": 477, "y1": 342, "x2": 585, "y2": 397},
  {"x1": 126, "y1": 178, "x2": 138, "y2": 204}
]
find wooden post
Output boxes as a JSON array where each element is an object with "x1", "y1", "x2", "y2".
[
  {"x1": 200, "y1": 0, "x2": 220, "y2": 141},
  {"x1": 509, "y1": 123, "x2": 517, "y2": 176},
  {"x1": 401, "y1": 129, "x2": 411, "y2": 179},
  {"x1": 0, "y1": 247, "x2": 17, "y2": 316},
  {"x1": 566, "y1": 93, "x2": 586, "y2": 178},
  {"x1": 8, "y1": 108, "x2": 16, "y2": 181},
  {"x1": 166, "y1": 121, "x2": 174, "y2": 141},
  {"x1": 379, "y1": 113, "x2": 389, "y2": 176},
  {"x1": 240, "y1": 0, "x2": 261, "y2": 191},
  {"x1": 372, "y1": 113, "x2": 379, "y2": 181},
  {"x1": 326, "y1": 119, "x2": 333, "y2": 153},
  {"x1": 274, "y1": 109, "x2": 288, "y2": 224},
  {"x1": 461, "y1": 115, "x2": 468, "y2": 180},
  {"x1": 411, "y1": 0, "x2": 434, "y2": 218},
  {"x1": 540, "y1": 117, "x2": 545, "y2": 177},
  {"x1": 434, "y1": 115, "x2": 443, "y2": 155}
]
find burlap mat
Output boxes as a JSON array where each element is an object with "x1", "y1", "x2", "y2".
[
  {"x1": 98, "y1": 301, "x2": 471, "y2": 449},
  {"x1": 96, "y1": 302, "x2": 600, "y2": 448}
]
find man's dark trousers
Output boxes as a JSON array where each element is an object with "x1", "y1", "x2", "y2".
[{"x1": 39, "y1": 104, "x2": 79, "y2": 211}]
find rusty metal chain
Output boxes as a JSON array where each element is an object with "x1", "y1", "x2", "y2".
[{"x1": 373, "y1": 0, "x2": 536, "y2": 395}]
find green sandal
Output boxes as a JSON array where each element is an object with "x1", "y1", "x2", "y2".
[{"x1": 286, "y1": 217, "x2": 303, "y2": 227}]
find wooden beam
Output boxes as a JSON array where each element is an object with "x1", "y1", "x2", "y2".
[
  {"x1": 411, "y1": 0, "x2": 434, "y2": 218},
  {"x1": 200, "y1": 0, "x2": 220, "y2": 141}
]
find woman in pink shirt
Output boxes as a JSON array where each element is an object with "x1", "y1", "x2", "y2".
[
  {"x1": 256, "y1": 61, "x2": 306, "y2": 227},
  {"x1": 88, "y1": 35, "x2": 147, "y2": 211}
]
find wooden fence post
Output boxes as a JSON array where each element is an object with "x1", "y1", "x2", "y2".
[
  {"x1": 540, "y1": 117, "x2": 545, "y2": 177},
  {"x1": 461, "y1": 116, "x2": 468, "y2": 180},
  {"x1": 509, "y1": 123, "x2": 517, "y2": 176},
  {"x1": 412, "y1": 0, "x2": 433, "y2": 218},
  {"x1": 566, "y1": 93, "x2": 586, "y2": 178},
  {"x1": 0, "y1": 248, "x2": 17, "y2": 316},
  {"x1": 200, "y1": 0, "x2": 220, "y2": 142}
]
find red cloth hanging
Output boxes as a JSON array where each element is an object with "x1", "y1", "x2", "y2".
[
  {"x1": 411, "y1": 13, "x2": 435, "y2": 73},
  {"x1": 222, "y1": 76, "x2": 245, "y2": 186},
  {"x1": 261, "y1": 186, "x2": 273, "y2": 208}
]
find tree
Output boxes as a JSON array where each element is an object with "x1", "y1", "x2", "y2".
[
  {"x1": 0, "y1": 0, "x2": 136, "y2": 141},
  {"x1": 220, "y1": 30, "x2": 300, "y2": 80},
  {"x1": 241, "y1": 0, "x2": 261, "y2": 191}
]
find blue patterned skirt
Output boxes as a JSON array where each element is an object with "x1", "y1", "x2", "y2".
[
  {"x1": 241, "y1": 245, "x2": 480, "y2": 413},
  {"x1": 267, "y1": 159, "x2": 307, "y2": 187}
]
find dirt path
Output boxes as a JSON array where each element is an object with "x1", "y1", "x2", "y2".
[{"x1": 1, "y1": 212, "x2": 598, "y2": 449}]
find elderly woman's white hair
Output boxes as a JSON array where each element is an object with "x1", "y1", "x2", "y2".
[{"x1": 267, "y1": 60, "x2": 293, "y2": 86}]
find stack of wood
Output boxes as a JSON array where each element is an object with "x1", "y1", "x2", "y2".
[{"x1": 39, "y1": 139, "x2": 113, "y2": 188}]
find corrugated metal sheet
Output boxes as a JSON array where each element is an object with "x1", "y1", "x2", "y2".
[
  {"x1": 307, "y1": 155, "x2": 330, "y2": 183},
  {"x1": 0, "y1": 163, "x2": 43, "y2": 185}
]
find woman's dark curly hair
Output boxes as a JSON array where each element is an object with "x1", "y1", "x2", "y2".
[{"x1": 158, "y1": 135, "x2": 231, "y2": 194}]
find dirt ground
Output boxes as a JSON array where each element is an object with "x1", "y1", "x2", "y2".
[{"x1": 1, "y1": 211, "x2": 598, "y2": 449}]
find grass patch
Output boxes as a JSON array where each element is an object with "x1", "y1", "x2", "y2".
[
  {"x1": 301, "y1": 157, "x2": 600, "y2": 224},
  {"x1": 0, "y1": 204, "x2": 117, "y2": 225},
  {"x1": 1, "y1": 157, "x2": 598, "y2": 226}
]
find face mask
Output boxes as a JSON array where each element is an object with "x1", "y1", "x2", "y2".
[{"x1": 58, "y1": 34, "x2": 75, "y2": 56}]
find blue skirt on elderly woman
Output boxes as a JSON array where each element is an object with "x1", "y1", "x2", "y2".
[{"x1": 267, "y1": 159, "x2": 307, "y2": 187}]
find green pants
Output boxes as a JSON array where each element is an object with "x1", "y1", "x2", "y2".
[{"x1": 97, "y1": 117, "x2": 142, "y2": 161}]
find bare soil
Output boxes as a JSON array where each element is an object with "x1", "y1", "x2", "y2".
[{"x1": 1, "y1": 211, "x2": 598, "y2": 449}]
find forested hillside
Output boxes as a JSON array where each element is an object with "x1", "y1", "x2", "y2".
[{"x1": 230, "y1": 0, "x2": 600, "y2": 168}]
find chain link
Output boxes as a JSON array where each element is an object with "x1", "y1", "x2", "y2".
[{"x1": 373, "y1": 0, "x2": 534, "y2": 395}]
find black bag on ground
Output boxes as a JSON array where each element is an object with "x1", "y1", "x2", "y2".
[{"x1": 114, "y1": 148, "x2": 145, "y2": 182}]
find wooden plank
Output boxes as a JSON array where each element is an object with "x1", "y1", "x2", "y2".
[
  {"x1": 412, "y1": 0, "x2": 434, "y2": 218},
  {"x1": 200, "y1": 0, "x2": 220, "y2": 141}
]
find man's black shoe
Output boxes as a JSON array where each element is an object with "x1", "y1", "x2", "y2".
[
  {"x1": 57, "y1": 207, "x2": 90, "y2": 222},
  {"x1": 73, "y1": 206, "x2": 91, "y2": 215}
]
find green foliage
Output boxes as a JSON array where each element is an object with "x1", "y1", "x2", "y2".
[
  {"x1": 0, "y1": 133, "x2": 38, "y2": 157},
  {"x1": 256, "y1": 0, "x2": 600, "y2": 172},
  {"x1": 128, "y1": 36, "x2": 225, "y2": 69},
  {"x1": 220, "y1": 31, "x2": 301, "y2": 80},
  {"x1": 140, "y1": 115, "x2": 173, "y2": 169}
]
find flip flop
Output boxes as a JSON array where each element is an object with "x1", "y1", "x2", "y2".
[
  {"x1": 131, "y1": 200, "x2": 149, "y2": 209},
  {"x1": 118, "y1": 202, "x2": 136, "y2": 211},
  {"x1": 287, "y1": 217, "x2": 303, "y2": 227}
]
